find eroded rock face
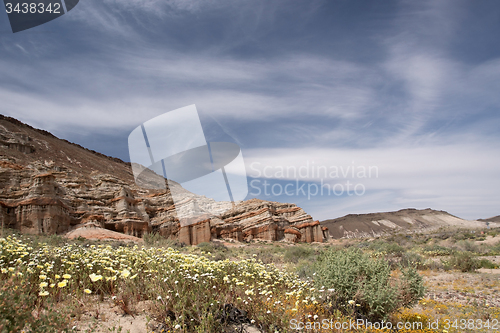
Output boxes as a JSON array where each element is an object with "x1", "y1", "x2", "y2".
[
  {"x1": 214, "y1": 199, "x2": 327, "y2": 243},
  {"x1": 178, "y1": 219, "x2": 211, "y2": 245},
  {"x1": 0, "y1": 115, "x2": 328, "y2": 244},
  {"x1": 1, "y1": 172, "x2": 72, "y2": 234}
]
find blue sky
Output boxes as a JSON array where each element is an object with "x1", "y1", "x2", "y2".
[{"x1": 1, "y1": 0, "x2": 500, "y2": 220}]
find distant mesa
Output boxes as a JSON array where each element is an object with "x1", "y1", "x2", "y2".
[{"x1": 321, "y1": 208, "x2": 499, "y2": 239}]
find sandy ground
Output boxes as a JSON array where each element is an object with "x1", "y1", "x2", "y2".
[
  {"x1": 421, "y1": 269, "x2": 500, "y2": 307},
  {"x1": 476, "y1": 235, "x2": 500, "y2": 246},
  {"x1": 72, "y1": 297, "x2": 261, "y2": 333},
  {"x1": 71, "y1": 298, "x2": 152, "y2": 332}
]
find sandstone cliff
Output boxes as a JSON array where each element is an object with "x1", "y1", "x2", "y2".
[{"x1": 0, "y1": 115, "x2": 327, "y2": 244}]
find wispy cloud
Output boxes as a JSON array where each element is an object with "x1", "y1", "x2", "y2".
[
  {"x1": 244, "y1": 141, "x2": 500, "y2": 220},
  {"x1": 1, "y1": 0, "x2": 499, "y2": 219},
  {"x1": 0, "y1": 49, "x2": 378, "y2": 134}
]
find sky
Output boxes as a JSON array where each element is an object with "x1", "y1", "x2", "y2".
[{"x1": 1, "y1": 0, "x2": 499, "y2": 220}]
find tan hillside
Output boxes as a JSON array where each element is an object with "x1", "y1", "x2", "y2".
[
  {"x1": 321, "y1": 208, "x2": 498, "y2": 239},
  {"x1": 0, "y1": 114, "x2": 327, "y2": 244}
]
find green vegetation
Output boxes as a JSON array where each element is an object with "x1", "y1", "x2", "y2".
[
  {"x1": 312, "y1": 247, "x2": 424, "y2": 321},
  {"x1": 0, "y1": 276, "x2": 71, "y2": 332},
  {"x1": 0, "y1": 227, "x2": 498, "y2": 332},
  {"x1": 444, "y1": 251, "x2": 480, "y2": 272}
]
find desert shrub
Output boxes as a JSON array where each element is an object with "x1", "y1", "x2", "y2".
[
  {"x1": 414, "y1": 235, "x2": 432, "y2": 245},
  {"x1": 144, "y1": 232, "x2": 182, "y2": 248},
  {"x1": 0, "y1": 228, "x2": 19, "y2": 239},
  {"x1": 196, "y1": 242, "x2": 229, "y2": 261},
  {"x1": 426, "y1": 260, "x2": 445, "y2": 271},
  {"x1": 367, "y1": 240, "x2": 405, "y2": 256},
  {"x1": 109, "y1": 240, "x2": 135, "y2": 249},
  {"x1": 446, "y1": 252, "x2": 480, "y2": 272},
  {"x1": 256, "y1": 251, "x2": 278, "y2": 264},
  {"x1": 356, "y1": 241, "x2": 370, "y2": 249},
  {"x1": 267, "y1": 244, "x2": 287, "y2": 254},
  {"x1": 313, "y1": 248, "x2": 425, "y2": 321},
  {"x1": 143, "y1": 232, "x2": 161, "y2": 245},
  {"x1": 0, "y1": 277, "x2": 71, "y2": 332},
  {"x1": 420, "y1": 244, "x2": 453, "y2": 256},
  {"x1": 455, "y1": 240, "x2": 480, "y2": 253},
  {"x1": 23, "y1": 233, "x2": 69, "y2": 250},
  {"x1": 400, "y1": 252, "x2": 425, "y2": 269},
  {"x1": 385, "y1": 242, "x2": 405, "y2": 256},
  {"x1": 284, "y1": 245, "x2": 316, "y2": 263},
  {"x1": 492, "y1": 241, "x2": 500, "y2": 254},
  {"x1": 432, "y1": 232, "x2": 452, "y2": 240},
  {"x1": 477, "y1": 258, "x2": 498, "y2": 269},
  {"x1": 75, "y1": 236, "x2": 87, "y2": 242},
  {"x1": 487, "y1": 229, "x2": 499, "y2": 237},
  {"x1": 453, "y1": 231, "x2": 479, "y2": 241},
  {"x1": 387, "y1": 233, "x2": 413, "y2": 245},
  {"x1": 398, "y1": 266, "x2": 426, "y2": 308},
  {"x1": 295, "y1": 259, "x2": 316, "y2": 279},
  {"x1": 44, "y1": 235, "x2": 68, "y2": 247},
  {"x1": 238, "y1": 246, "x2": 282, "y2": 264},
  {"x1": 197, "y1": 241, "x2": 228, "y2": 252}
]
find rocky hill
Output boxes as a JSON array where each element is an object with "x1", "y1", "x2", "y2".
[
  {"x1": 478, "y1": 215, "x2": 500, "y2": 224},
  {"x1": 0, "y1": 114, "x2": 327, "y2": 244},
  {"x1": 321, "y1": 208, "x2": 498, "y2": 239}
]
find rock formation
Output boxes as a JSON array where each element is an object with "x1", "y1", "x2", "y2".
[{"x1": 0, "y1": 115, "x2": 328, "y2": 245}]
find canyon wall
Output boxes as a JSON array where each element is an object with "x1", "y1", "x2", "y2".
[{"x1": 0, "y1": 115, "x2": 328, "y2": 245}]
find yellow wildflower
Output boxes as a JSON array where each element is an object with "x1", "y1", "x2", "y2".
[
  {"x1": 121, "y1": 269, "x2": 130, "y2": 278},
  {"x1": 89, "y1": 273, "x2": 103, "y2": 282}
]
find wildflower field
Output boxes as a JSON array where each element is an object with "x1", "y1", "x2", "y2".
[{"x1": 0, "y1": 227, "x2": 499, "y2": 332}]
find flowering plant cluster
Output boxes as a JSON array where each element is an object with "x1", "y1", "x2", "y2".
[{"x1": 0, "y1": 236, "x2": 326, "y2": 332}]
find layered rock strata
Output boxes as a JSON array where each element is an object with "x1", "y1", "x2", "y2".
[{"x1": 0, "y1": 115, "x2": 328, "y2": 245}]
